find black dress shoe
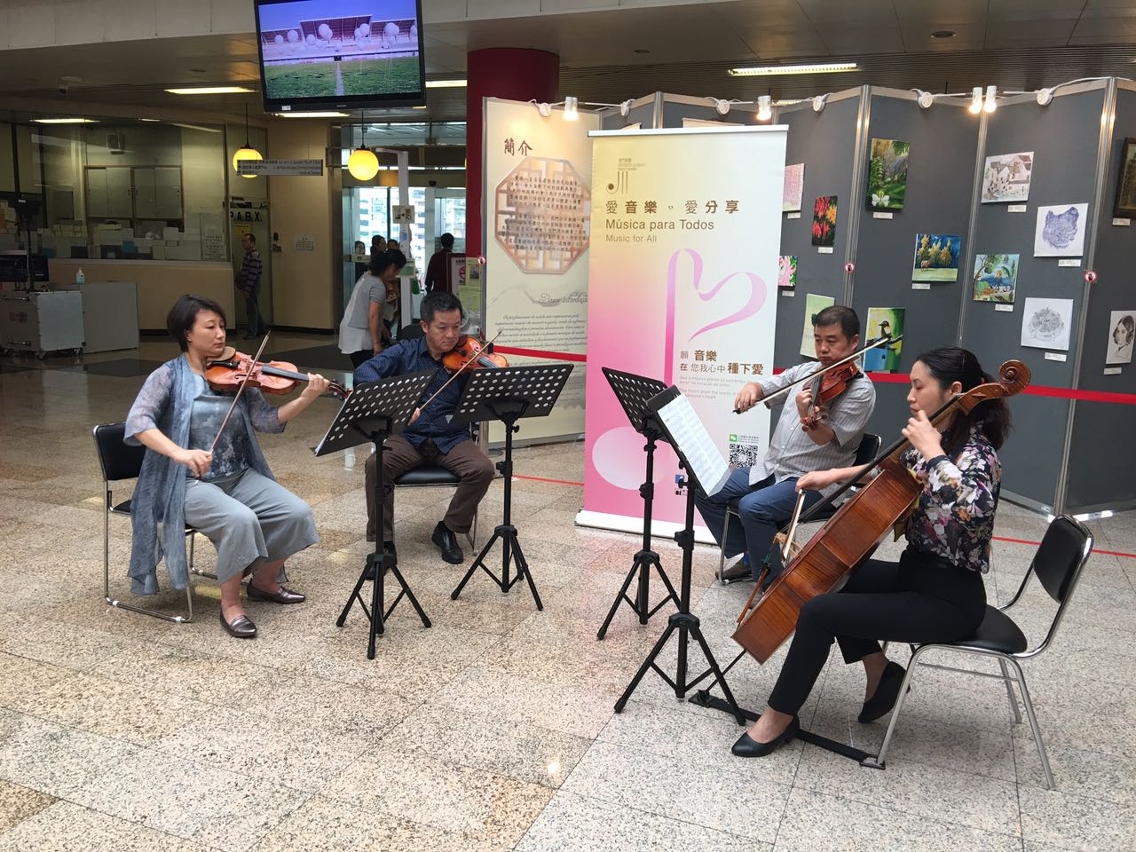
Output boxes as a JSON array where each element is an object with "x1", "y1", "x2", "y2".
[
  {"x1": 431, "y1": 522, "x2": 463, "y2": 564},
  {"x1": 246, "y1": 583, "x2": 306, "y2": 604},
  {"x1": 732, "y1": 716, "x2": 800, "y2": 758},
  {"x1": 220, "y1": 610, "x2": 257, "y2": 638},
  {"x1": 363, "y1": 541, "x2": 396, "y2": 581},
  {"x1": 859, "y1": 660, "x2": 907, "y2": 723}
]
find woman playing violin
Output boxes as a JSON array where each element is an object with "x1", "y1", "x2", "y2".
[
  {"x1": 125, "y1": 295, "x2": 331, "y2": 639},
  {"x1": 732, "y1": 346, "x2": 1010, "y2": 757},
  {"x1": 355, "y1": 290, "x2": 494, "y2": 566}
]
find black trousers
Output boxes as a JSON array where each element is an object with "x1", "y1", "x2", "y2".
[
  {"x1": 349, "y1": 350, "x2": 372, "y2": 369},
  {"x1": 767, "y1": 547, "x2": 988, "y2": 715}
]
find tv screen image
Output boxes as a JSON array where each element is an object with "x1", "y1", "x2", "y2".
[{"x1": 255, "y1": 0, "x2": 426, "y2": 110}]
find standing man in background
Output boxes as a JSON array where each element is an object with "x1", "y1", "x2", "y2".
[
  {"x1": 425, "y1": 233, "x2": 455, "y2": 294},
  {"x1": 237, "y1": 233, "x2": 265, "y2": 340}
]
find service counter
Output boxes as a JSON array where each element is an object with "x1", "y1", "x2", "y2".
[{"x1": 48, "y1": 259, "x2": 235, "y2": 331}]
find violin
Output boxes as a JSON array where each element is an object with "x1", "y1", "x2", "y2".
[
  {"x1": 801, "y1": 360, "x2": 860, "y2": 429},
  {"x1": 442, "y1": 335, "x2": 508, "y2": 373},
  {"x1": 206, "y1": 347, "x2": 349, "y2": 399},
  {"x1": 735, "y1": 334, "x2": 902, "y2": 415},
  {"x1": 417, "y1": 334, "x2": 509, "y2": 416}
]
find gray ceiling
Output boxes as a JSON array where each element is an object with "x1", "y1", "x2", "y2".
[{"x1": 0, "y1": 0, "x2": 1134, "y2": 126}]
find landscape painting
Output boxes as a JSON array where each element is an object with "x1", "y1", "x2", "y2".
[
  {"x1": 911, "y1": 233, "x2": 962, "y2": 282},
  {"x1": 981, "y1": 151, "x2": 1034, "y2": 203},
  {"x1": 972, "y1": 253, "x2": 1019, "y2": 303},
  {"x1": 866, "y1": 138, "x2": 910, "y2": 211}
]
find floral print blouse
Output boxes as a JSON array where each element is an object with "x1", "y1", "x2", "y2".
[{"x1": 900, "y1": 426, "x2": 1001, "y2": 574}]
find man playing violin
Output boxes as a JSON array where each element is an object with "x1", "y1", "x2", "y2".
[
  {"x1": 355, "y1": 291, "x2": 495, "y2": 566},
  {"x1": 697, "y1": 305, "x2": 876, "y2": 585}
]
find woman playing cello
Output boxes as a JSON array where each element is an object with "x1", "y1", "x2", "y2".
[
  {"x1": 125, "y1": 295, "x2": 331, "y2": 639},
  {"x1": 732, "y1": 346, "x2": 1011, "y2": 757}
]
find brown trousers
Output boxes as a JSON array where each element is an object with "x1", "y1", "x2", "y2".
[{"x1": 364, "y1": 435, "x2": 495, "y2": 541}]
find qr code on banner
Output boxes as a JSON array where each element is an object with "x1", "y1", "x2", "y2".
[{"x1": 728, "y1": 440, "x2": 761, "y2": 468}]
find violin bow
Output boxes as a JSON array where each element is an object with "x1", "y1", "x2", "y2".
[
  {"x1": 736, "y1": 334, "x2": 902, "y2": 414},
  {"x1": 208, "y1": 331, "x2": 272, "y2": 454}
]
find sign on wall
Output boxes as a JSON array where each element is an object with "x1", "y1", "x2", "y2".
[{"x1": 482, "y1": 97, "x2": 600, "y2": 442}]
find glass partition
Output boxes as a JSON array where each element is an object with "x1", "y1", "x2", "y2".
[{"x1": 25, "y1": 121, "x2": 230, "y2": 262}]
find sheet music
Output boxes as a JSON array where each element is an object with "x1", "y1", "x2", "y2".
[{"x1": 654, "y1": 391, "x2": 730, "y2": 496}]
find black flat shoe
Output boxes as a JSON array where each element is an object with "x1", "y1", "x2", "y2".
[
  {"x1": 246, "y1": 583, "x2": 306, "y2": 604},
  {"x1": 220, "y1": 610, "x2": 257, "y2": 638},
  {"x1": 732, "y1": 716, "x2": 799, "y2": 757},
  {"x1": 431, "y1": 521, "x2": 463, "y2": 564},
  {"x1": 859, "y1": 660, "x2": 907, "y2": 723}
]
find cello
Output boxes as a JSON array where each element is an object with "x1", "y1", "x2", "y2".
[{"x1": 732, "y1": 359, "x2": 1031, "y2": 664}]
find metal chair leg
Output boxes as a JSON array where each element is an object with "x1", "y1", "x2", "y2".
[
  {"x1": 1009, "y1": 657, "x2": 1055, "y2": 789},
  {"x1": 718, "y1": 512, "x2": 732, "y2": 579},
  {"x1": 866, "y1": 649, "x2": 922, "y2": 769},
  {"x1": 998, "y1": 657, "x2": 1022, "y2": 724}
]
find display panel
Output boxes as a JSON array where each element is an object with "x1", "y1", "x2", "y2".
[{"x1": 254, "y1": 0, "x2": 426, "y2": 111}]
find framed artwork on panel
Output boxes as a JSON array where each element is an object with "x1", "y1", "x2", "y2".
[{"x1": 1113, "y1": 138, "x2": 1136, "y2": 218}]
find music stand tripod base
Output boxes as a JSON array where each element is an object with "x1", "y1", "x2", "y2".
[
  {"x1": 596, "y1": 367, "x2": 680, "y2": 639},
  {"x1": 610, "y1": 385, "x2": 744, "y2": 724},
  {"x1": 313, "y1": 370, "x2": 434, "y2": 659},
  {"x1": 447, "y1": 363, "x2": 575, "y2": 609}
]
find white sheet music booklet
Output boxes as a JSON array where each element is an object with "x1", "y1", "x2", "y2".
[{"x1": 652, "y1": 389, "x2": 731, "y2": 497}]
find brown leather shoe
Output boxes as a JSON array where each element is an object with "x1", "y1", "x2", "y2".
[
  {"x1": 246, "y1": 583, "x2": 306, "y2": 604},
  {"x1": 220, "y1": 610, "x2": 257, "y2": 638}
]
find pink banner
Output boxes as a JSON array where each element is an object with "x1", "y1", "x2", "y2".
[{"x1": 580, "y1": 127, "x2": 787, "y2": 533}]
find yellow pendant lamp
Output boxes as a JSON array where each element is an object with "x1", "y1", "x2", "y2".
[
  {"x1": 232, "y1": 104, "x2": 263, "y2": 179},
  {"x1": 347, "y1": 112, "x2": 379, "y2": 181}
]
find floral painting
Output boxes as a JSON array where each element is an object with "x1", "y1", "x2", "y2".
[
  {"x1": 811, "y1": 195, "x2": 837, "y2": 246},
  {"x1": 973, "y1": 253, "x2": 1018, "y2": 303},
  {"x1": 911, "y1": 233, "x2": 962, "y2": 282},
  {"x1": 783, "y1": 163, "x2": 805, "y2": 212},
  {"x1": 778, "y1": 255, "x2": 798, "y2": 288},
  {"x1": 866, "y1": 138, "x2": 910, "y2": 211}
]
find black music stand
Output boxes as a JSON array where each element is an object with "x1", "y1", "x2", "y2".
[
  {"x1": 596, "y1": 367, "x2": 680, "y2": 639},
  {"x1": 314, "y1": 370, "x2": 434, "y2": 659},
  {"x1": 449, "y1": 363, "x2": 574, "y2": 609},
  {"x1": 613, "y1": 385, "x2": 744, "y2": 724}
]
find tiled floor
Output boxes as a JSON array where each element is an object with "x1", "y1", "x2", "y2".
[{"x1": 2, "y1": 335, "x2": 1135, "y2": 851}]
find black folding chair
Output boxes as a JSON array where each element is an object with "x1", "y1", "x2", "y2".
[
  {"x1": 93, "y1": 422, "x2": 209, "y2": 623},
  {"x1": 864, "y1": 515, "x2": 1094, "y2": 789}
]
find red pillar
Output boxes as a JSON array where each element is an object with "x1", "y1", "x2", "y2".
[{"x1": 465, "y1": 48, "x2": 559, "y2": 258}]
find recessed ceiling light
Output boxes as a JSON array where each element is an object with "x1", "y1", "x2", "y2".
[
  {"x1": 273, "y1": 111, "x2": 349, "y2": 118},
  {"x1": 169, "y1": 123, "x2": 223, "y2": 133},
  {"x1": 165, "y1": 86, "x2": 254, "y2": 95},
  {"x1": 729, "y1": 62, "x2": 858, "y2": 76},
  {"x1": 139, "y1": 118, "x2": 160, "y2": 122},
  {"x1": 424, "y1": 79, "x2": 466, "y2": 88},
  {"x1": 930, "y1": 30, "x2": 956, "y2": 39},
  {"x1": 32, "y1": 117, "x2": 95, "y2": 124}
]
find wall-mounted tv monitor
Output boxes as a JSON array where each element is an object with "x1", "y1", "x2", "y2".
[{"x1": 254, "y1": 0, "x2": 426, "y2": 112}]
